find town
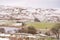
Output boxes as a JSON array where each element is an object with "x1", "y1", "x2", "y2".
[{"x1": 0, "y1": 5, "x2": 60, "y2": 40}]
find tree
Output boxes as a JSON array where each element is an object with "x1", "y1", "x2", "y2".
[
  {"x1": 51, "y1": 23, "x2": 60, "y2": 40},
  {"x1": 18, "y1": 26, "x2": 37, "y2": 34},
  {"x1": 0, "y1": 28, "x2": 5, "y2": 33},
  {"x1": 27, "y1": 26, "x2": 37, "y2": 34}
]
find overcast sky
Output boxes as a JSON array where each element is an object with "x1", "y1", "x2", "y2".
[{"x1": 0, "y1": 0, "x2": 60, "y2": 8}]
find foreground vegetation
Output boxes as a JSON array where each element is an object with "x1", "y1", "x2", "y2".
[{"x1": 26, "y1": 22, "x2": 55, "y2": 29}]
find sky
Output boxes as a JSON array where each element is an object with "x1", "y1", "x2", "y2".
[{"x1": 0, "y1": 0, "x2": 60, "y2": 8}]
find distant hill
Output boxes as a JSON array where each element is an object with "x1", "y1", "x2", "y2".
[{"x1": 0, "y1": 5, "x2": 60, "y2": 22}]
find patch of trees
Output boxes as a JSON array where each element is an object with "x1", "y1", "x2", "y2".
[
  {"x1": 18, "y1": 26, "x2": 37, "y2": 34},
  {"x1": 51, "y1": 23, "x2": 60, "y2": 40},
  {"x1": 45, "y1": 23, "x2": 60, "y2": 40}
]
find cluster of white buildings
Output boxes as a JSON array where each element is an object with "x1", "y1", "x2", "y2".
[{"x1": 0, "y1": 5, "x2": 60, "y2": 22}]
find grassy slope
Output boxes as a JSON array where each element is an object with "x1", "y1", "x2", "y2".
[{"x1": 26, "y1": 22, "x2": 55, "y2": 29}]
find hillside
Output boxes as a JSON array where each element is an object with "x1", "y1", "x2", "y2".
[{"x1": 0, "y1": 5, "x2": 60, "y2": 22}]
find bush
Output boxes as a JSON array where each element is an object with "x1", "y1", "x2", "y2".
[{"x1": 27, "y1": 26, "x2": 37, "y2": 34}]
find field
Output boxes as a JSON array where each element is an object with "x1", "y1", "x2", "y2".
[
  {"x1": 26, "y1": 22, "x2": 56, "y2": 29},
  {"x1": 0, "y1": 20, "x2": 56, "y2": 29}
]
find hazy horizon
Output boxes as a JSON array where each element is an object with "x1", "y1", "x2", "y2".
[{"x1": 0, "y1": 0, "x2": 60, "y2": 8}]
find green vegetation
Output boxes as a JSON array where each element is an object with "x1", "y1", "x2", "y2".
[
  {"x1": 26, "y1": 22, "x2": 55, "y2": 29},
  {"x1": 50, "y1": 23, "x2": 60, "y2": 40}
]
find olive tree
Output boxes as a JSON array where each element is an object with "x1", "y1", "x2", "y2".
[
  {"x1": 27, "y1": 26, "x2": 37, "y2": 34},
  {"x1": 51, "y1": 23, "x2": 60, "y2": 40},
  {"x1": 18, "y1": 26, "x2": 37, "y2": 34}
]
